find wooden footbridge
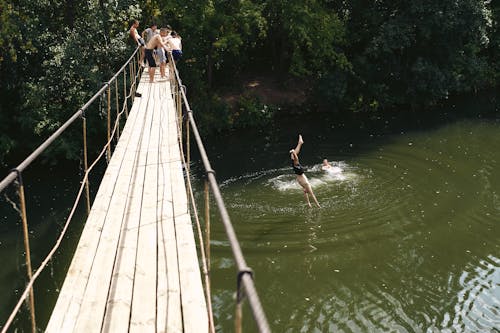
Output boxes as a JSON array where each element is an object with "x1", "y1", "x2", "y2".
[
  {"x1": 0, "y1": 49, "x2": 270, "y2": 332},
  {"x1": 46, "y1": 71, "x2": 207, "y2": 332}
]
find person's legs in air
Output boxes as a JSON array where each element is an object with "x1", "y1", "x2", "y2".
[{"x1": 292, "y1": 134, "x2": 304, "y2": 156}]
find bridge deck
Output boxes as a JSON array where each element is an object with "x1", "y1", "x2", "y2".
[{"x1": 46, "y1": 70, "x2": 208, "y2": 332}]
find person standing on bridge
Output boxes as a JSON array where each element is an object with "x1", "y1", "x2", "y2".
[
  {"x1": 142, "y1": 23, "x2": 159, "y2": 68},
  {"x1": 290, "y1": 135, "x2": 321, "y2": 208},
  {"x1": 129, "y1": 19, "x2": 145, "y2": 65},
  {"x1": 167, "y1": 31, "x2": 182, "y2": 62},
  {"x1": 158, "y1": 26, "x2": 172, "y2": 79},
  {"x1": 142, "y1": 23, "x2": 159, "y2": 44},
  {"x1": 144, "y1": 29, "x2": 171, "y2": 82}
]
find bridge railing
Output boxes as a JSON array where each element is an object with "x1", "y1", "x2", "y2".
[
  {"x1": 0, "y1": 46, "x2": 271, "y2": 333},
  {"x1": 0, "y1": 47, "x2": 143, "y2": 333},
  {"x1": 166, "y1": 53, "x2": 271, "y2": 333}
]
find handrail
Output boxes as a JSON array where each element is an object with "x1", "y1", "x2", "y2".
[
  {"x1": 0, "y1": 46, "x2": 271, "y2": 333},
  {"x1": 168, "y1": 53, "x2": 271, "y2": 332},
  {"x1": 0, "y1": 47, "x2": 140, "y2": 194}
]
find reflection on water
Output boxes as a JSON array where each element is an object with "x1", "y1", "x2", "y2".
[
  {"x1": 443, "y1": 255, "x2": 500, "y2": 332},
  {"x1": 203, "y1": 118, "x2": 500, "y2": 332}
]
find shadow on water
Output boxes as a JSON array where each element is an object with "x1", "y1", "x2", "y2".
[{"x1": 191, "y1": 92, "x2": 500, "y2": 332}]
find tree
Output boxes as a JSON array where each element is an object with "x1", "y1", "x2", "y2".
[
  {"x1": 0, "y1": 0, "x2": 141, "y2": 164},
  {"x1": 339, "y1": 0, "x2": 492, "y2": 110},
  {"x1": 488, "y1": 0, "x2": 500, "y2": 85},
  {"x1": 257, "y1": 0, "x2": 348, "y2": 77},
  {"x1": 158, "y1": 0, "x2": 266, "y2": 88}
]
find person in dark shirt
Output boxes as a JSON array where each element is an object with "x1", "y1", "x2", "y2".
[{"x1": 289, "y1": 135, "x2": 320, "y2": 208}]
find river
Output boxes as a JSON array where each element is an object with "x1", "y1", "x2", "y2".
[
  {"x1": 1, "y1": 98, "x2": 499, "y2": 332},
  {"x1": 198, "y1": 102, "x2": 500, "y2": 332}
]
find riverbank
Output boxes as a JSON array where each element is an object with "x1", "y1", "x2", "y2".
[{"x1": 202, "y1": 74, "x2": 498, "y2": 140}]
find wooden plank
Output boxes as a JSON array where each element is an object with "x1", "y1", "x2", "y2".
[
  {"x1": 129, "y1": 80, "x2": 161, "y2": 332},
  {"x1": 71, "y1": 80, "x2": 156, "y2": 332},
  {"x1": 170, "y1": 162, "x2": 209, "y2": 332},
  {"x1": 155, "y1": 80, "x2": 170, "y2": 333},
  {"x1": 56, "y1": 77, "x2": 150, "y2": 330},
  {"x1": 48, "y1": 70, "x2": 209, "y2": 333},
  {"x1": 101, "y1": 76, "x2": 155, "y2": 332},
  {"x1": 166, "y1": 92, "x2": 209, "y2": 332},
  {"x1": 46, "y1": 85, "x2": 146, "y2": 332},
  {"x1": 157, "y1": 87, "x2": 183, "y2": 333}
]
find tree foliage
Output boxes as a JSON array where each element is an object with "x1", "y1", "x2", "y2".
[
  {"x1": 0, "y1": 0, "x2": 498, "y2": 164},
  {"x1": 0, "y1": 0, "x2": 140, "y2": 164},
  {"x1": 330, "y1": 0, "x2": 494, "y2": 111}
]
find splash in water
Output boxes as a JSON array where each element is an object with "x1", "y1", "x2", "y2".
[{"x1": 268, "y1": 161, "x2": 357, "y2": 192}]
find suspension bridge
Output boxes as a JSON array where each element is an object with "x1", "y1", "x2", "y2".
[{"x1": 0, "y1": 49, "x2": 270, "y2": 332}]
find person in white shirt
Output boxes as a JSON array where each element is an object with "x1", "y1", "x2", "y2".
[{"x1": 168, "y1": 31, "x2": 183, "y2": 62}]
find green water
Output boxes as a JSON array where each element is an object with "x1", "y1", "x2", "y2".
[
  {"x1": 0, "y1": 161, "x2": 99, "y2": 332},
  {"x1": 1, "y1": 106, "x2": 500, "y2": 332},
  {"x1": 198, "y1": 113, "x2": 500, "y2": 332}
]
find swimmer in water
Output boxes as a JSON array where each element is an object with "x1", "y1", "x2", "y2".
[
  {"x1": 289, "y1": 135, "x2": 320, "y2": 208},
  {"x1": 322, "y1": 158, "x2": 332, "y2": 170},
  {"x1": 322, "y1": 158, "x2": 343, "y2": 174}
]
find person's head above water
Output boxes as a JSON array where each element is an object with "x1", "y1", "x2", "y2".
[{"x1": 322, "y1": 158, "x2": 332, "y2": 169}]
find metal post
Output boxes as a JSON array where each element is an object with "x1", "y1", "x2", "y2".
[
  {"x1": 123, "y1": 69, "x2": 129, "y2": 118},
  {"x1": 106, "y1": 86, "x2": 111, "y2": 162},
  {"x1": 235, "y1": 301, "x2": 243, "y2": 333},
  {"x1": 133, "y1": 60, "x2": 137, "y2": 86},
  {"x1": 201, "y1": 181, "x2": 215, "y2": 333},
  {"x1": 14, "y1": 171, "x2": 36, "y2": 333},
  {"x1": 130, "y1": 63, "x2": 135, "y2": 100},
  {"x1": 82, "y1": 116, "x2": 91, "y2": 215},
  {"x1": 204, "y1": 180, "x2": 211, "y2": 275},
  {"x1": 115, "y1": 79, "x2": 120, "y2": 139},
  {"x1": 177, "y1": 86, "x2": 182, "y2": 139},
  {"x1": 185, "y1": 91, "x2": 190, "y2": 176},
  {"x1": 131, "y1": 62, "x2": 135, "y2": 99},
  {"x1": 173, "y1": 68, "x2": 178, "y2": 100},
  {"x1": 129, "y1": 62, "x2": 133, "y2": 89},
  {"x1": 235, "y1": 269, "x2": 253, "y2": 333},
  {"x1": 169, "y1": 58, "x2": 176, "y2": 101},
  {"x1": 168, "y1": 61, "x2": 173, "y2": 90}
]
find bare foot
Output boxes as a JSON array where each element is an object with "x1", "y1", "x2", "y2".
[{"x1": 299, "y1": 134, "x2": 304, "y2": 144}]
